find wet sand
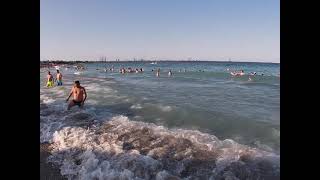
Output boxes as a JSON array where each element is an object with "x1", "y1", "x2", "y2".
[{"x1": 40, "y1": 143, "x2": 66, "y2": 180}]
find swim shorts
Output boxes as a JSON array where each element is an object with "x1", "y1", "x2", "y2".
[
  {"x1": 47, "y1": 81, "x2": 53, "y2": 87},
  {"x1": 73, "y1": 100, "x2": 83, "y2": 106},
  {"x1": 57, "y1": 80, "x2": 63, "y2": 86}
]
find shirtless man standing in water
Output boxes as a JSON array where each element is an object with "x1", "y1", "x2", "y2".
[
  {"x1": 46, "y1": 71, "x2": 54, "y2": 87},
  {"x1": 56, "y1": 70, "x2": 63, "y2": 86},
  {"x1": 66, "y1": 81, "x2": 87, "y2": 110}
]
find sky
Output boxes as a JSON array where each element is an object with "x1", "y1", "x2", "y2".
[{"x1": 40, "y1": 0, "x2": 280, "y2": 62}]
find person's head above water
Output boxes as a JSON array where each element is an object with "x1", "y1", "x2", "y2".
[
  {"x1": 57, "y1": 70, "x2": 60, "y2": 73},
  {"x1": 48, "y1": 71, "x2": 51, "y2": 75},
  {"x1": 74, "y1": 81, "x2": 80, "y2": 87}
]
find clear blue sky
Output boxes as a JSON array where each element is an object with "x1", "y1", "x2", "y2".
[{"x1": 41, "y1": 0, "x2": 279, "y2": 62}]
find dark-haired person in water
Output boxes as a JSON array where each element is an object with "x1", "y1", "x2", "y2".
[
  {"x1": 46, "y1": 71, "x2": 54, "y2": 87},
  {"x1": 66, "y1": 81, "x2": 87, "y2": 110},
  {"x1": 56, "y1": 70, "x2": 63, "y2": 86},
  {"x1": 156, "y1": 68, "x2": 160, "y2": 77}
]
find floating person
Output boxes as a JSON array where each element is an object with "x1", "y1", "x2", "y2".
[
  {"x1": 56, "y1": 70, "x2": 63, "y2": 86},
  {"x1": 140, "y1": 68, "x2": 143, "y2": 72},
  {"x1": 179, "y1": 69, "x2": 181, "y2": 72},
  {"x1": 46, "y1": 71, "x2": 54, "y2": 87},
  {"x1": 66, "y1": 81, "x2": 87, "y2": 110},
  {"x1": 168, "y1": 69, "x2": 172, "y2": 76},
  {"x1": 231, "y1": 70, "x2": 245, "y2": 76},
  {"x1": 156, "y1": 68, "x2": 160, "y2": 77},
  {"x1": 120, "y1": 68, "x2": 126, "y2": 74},
  {"x1": 184, "y1": 68, "x2": 187, "y2": 72},
  {"x1": 136, "y1": 68, "x2": 139, "y2": 73}
]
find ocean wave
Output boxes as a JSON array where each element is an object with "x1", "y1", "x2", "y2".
[{"x1": 46, "y1": 115, "x2": 279, "y2": 180}]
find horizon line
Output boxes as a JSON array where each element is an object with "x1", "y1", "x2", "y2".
[{"x1": 40, "y1": 59, "x2": 280, "y2": 64}]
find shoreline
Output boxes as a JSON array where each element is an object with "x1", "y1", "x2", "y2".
[{"x1": 40, "y1": 143, "x2": 66, "y2": 180}]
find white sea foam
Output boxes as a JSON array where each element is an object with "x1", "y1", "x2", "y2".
[
  {"x1": 158, "y1": 105, "x2": 173, "y2": 112},
  {"x1": 45, "y1": 115, "x2": 279, "y2": 179},
  {"x1": 130, "y1": 104, "x2": 143, "y2": 110}
]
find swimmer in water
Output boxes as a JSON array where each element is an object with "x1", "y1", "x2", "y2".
[
  {"x1": 136, "y1": 69, "x2": 139, "y2": 73},
  {"x1": 66, "y1": 81, "x2": 87, "y2": 110},
  {"x1": 46, "y1": 71, "x2": 54, "y2": 87},
  {"x1": 232, "y1": 70, "x2": 245, "y2": 76},
  {"x1": 168, "y1": 69, "x2": 172, "y2": 76},
  {"x1": 56, "y1": 70, "x2": 63, "y2": 86},
  {"x1": 156, "y1": 68, "x2": 160, "y2": 77},
  {"x1": 140, "y1": 68, "x2": 143, "y2": 72}
]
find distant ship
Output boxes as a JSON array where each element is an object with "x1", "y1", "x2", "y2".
[{"x1": 150, "y1": 62, "x2": 157, "y2": 65}]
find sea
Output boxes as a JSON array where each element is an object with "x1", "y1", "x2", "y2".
[{"x1": 40, "y1": 61, "x2": 280, "y2": 180}]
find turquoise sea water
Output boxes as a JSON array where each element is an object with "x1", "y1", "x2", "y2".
[{"x1": 40, "y1": 61, "x2": 280, "y2": 179}]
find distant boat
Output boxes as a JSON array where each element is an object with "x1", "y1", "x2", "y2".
[
  {"x1": 150, "y1": 62, "x2": 157, "y2": 65},
  {"x1": 54, "y1": 65, "x2": 60, "y2": 70}
]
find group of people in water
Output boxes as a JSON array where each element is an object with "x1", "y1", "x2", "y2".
[
  {"x1": 102, "y1": 66, "x2": 174, "y2": 77},
  {"x1": 119, "y1": 67, "x2": 144, "y2": 74},
  {"x1": 46, "y1": 70, "x2": 63, "y2": 87},
  {"x1": 44, "y1": 65, "x2": 279, "y2": 111},
  {"x1": 151, "y1": 68, "x2": 173, "y2": 77},
  {"x1": 45, "y1": 69, "x2": 87, "y2": 110},
  {"x1": 227, "y1": 68, "x2": 270, "y2": 81}
]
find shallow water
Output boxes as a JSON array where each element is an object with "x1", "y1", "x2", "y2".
[{"x1": 40, "y1": 61, "x2": 280, "y2": 179}]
